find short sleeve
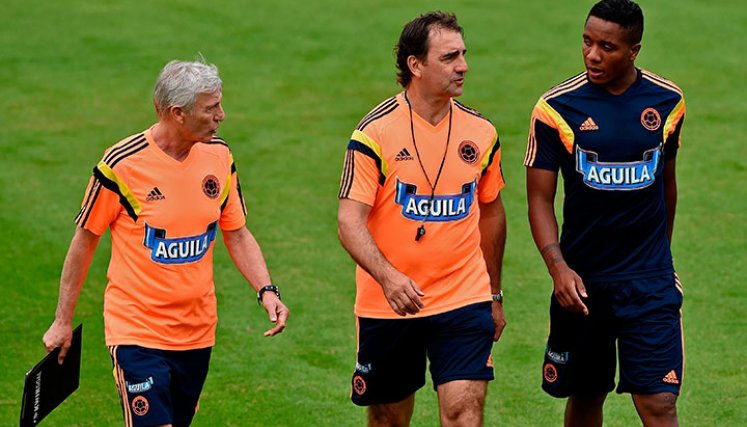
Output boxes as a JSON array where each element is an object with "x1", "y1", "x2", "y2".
[
  {"x1": 663, "y1": 114, "x2": 684, "y2": 161},
  {"x1": 477, "y1": 130, "x2": 505, "y2": 204},
  {"x1": 74, "y1": 174, "x2": 122, "y2": 236},
  {"x1": 218, "y1": 158, "x2": 247, "y2": 231},
  {"x1": 338, "y1": 130, "x2": 384, "y2": 206},
  {"x1": 525, "y1": 109, "x2": 565, "y2": 171}
]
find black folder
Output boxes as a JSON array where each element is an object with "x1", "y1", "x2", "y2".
[{"x1": 20, "y1": 324, "x2": 82, "y2": 426}]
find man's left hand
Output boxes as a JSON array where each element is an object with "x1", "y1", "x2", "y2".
[
  {"x1": 492, "y1": 301, "x2": 506, "y2": 341},
  {"x1": 260, "y1": 293, "x2": 289, "y2": 337}
]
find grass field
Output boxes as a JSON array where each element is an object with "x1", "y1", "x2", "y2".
[{"x1": 1, "y1": 0, "x2": 745, "y2": 425}]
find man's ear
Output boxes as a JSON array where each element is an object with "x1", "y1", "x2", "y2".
[
  {"x1": 170, "y1": 106, "x2": 187, "y2": 124},
  {"x1": 408, "y1": 55, "x2": 422, "y2": 79},
  {"x1": 630, "y1": 43, "x2": 641, "y2": 62}
]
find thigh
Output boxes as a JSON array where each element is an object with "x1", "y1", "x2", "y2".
[
  {"x1": 110, "y1": 345, "x2": 173, "y2": 427},
  {"x1": 616, "y1": 274, "x2": 683, "y2": 395},
  {"x1": 351, "y1": 317, "x2": 427, "y2": 406},
  {"x1": 427, "y1": 302, "x2": 495, "y2": 388},
  {"x1": 166, "y1": 347, "x2": 212, "y2": 427},
  {"x1": 542, "y1": 292, "x2": 616, "y2": 398}
]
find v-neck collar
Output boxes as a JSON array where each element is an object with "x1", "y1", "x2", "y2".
[
  {"x1": 144, "y1": 126, "x2": 197, "y2": 168},
  {"x1": 399, "y1": 92, "x2": 453, "y2": 131}
]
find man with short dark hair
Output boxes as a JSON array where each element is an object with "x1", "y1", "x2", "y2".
[
  {"x1": 338, "y1": 11, "x2": 507, "y2": 427},
  {"x1": 525, "y1": 0, "x2": 685, "y2": 425},
  {"x1": 43, "y1": 58, "x2": 289, "y2": 427}
]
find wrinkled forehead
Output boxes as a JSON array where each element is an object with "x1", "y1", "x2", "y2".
[
  {"x1": 185, "y1": 92, "x2": 222, "y2": 113},
  {"x1": 195, "y1": 91, "x2": 222, "y2": 105},
  {"x1": 425, "y1": 27, "x2": 465, "y2": 55}
]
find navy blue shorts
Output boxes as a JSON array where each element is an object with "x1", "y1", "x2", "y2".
[
  {"x1": 542, "y1": 273, "x2": 684, "y2": 397},
  {"x1": 109, "y1": 345, "x2": 212, "y2": 427},
  {"x1": 351, "y1": 302, "x2": 495, "y2": 406}
]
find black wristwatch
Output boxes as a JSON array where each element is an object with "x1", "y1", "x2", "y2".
[
  {"x1": 257, "y1": 284, "x2": 281, "y2": 305},
  {"x1": 492, "y1": 290, "x2": 503, "y2": 303}
]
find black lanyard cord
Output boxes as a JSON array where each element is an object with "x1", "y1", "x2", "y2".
[{"x1": 404, "y1": 91, "x2": 453, "y2": 241}]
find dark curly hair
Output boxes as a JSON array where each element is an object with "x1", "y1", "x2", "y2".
[{"x1": 394, "y1": 11, "x2": 463, "y2": 88}]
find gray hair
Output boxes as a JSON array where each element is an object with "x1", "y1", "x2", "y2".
[{"x1": 153, "y1": 59, "x2": 222, "y2": 114}]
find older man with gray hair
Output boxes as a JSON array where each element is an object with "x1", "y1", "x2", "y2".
[{"x1": 42, "y1": 58, "x2": 289, "y2": 427}]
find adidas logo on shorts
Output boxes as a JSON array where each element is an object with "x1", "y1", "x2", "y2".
[
  {"x1": 146, "y1": 187, "x2": 166, "y2": 201},
  {"x1": 662, "y1": 370, "x2": 680, "y2": 385},
  {"x1": 395, "y1": 148, "x2": 414, "y2": 161}
]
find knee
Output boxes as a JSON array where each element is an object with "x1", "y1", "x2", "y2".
[
  {"x1": 655, "y1": 396, "x2": 677, "y2": 417},
  {"x1": 634, "y1": 392, "x2": 678, "y2": 421},
  {"x1": 566, "y1": 394, "x2": 606, "y2": 425},
  {"x1": 368, "y1": 406, "x2": 410, "y2": 427},
  {"x1": 440, "y1": 398, "x2": 484, "y2": 427}
]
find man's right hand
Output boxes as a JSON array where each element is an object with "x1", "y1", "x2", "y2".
[
  {"x1": 42, "y1": 321, "x2": 73, "y2": 365},
  {"x1": 550, "y1": 262, "x2": 589, "y2": 315},
  {"x1": 381, "y1": 272, "x2": 425, "y2": 316}
]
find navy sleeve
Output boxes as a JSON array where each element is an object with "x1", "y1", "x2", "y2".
[{"x1": 663, "y1": 114, "x2": 684, "y2": 161}]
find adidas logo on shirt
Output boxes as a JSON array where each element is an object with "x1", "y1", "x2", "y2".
[
  {"x1": 579, "y1": 117, "x2": 599, "y2": 131},
  {"x1": 395, "y1": 148, "x2": 414, "y2": 161},
  {"x1": 146, "y1": 187, "x2": 166, "y2": 201}
]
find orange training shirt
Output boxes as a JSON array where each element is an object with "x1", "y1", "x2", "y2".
[
  {"x1": 339, "y1": 93, "x2": 505, "y2": 318},
  {"x1": 75, "y1": 127, "x2": 247, "y2": 350}
]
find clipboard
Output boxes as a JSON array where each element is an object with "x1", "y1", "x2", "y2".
[{"x1": 20, "y1": 324, "x2": 83, "y2": 426}]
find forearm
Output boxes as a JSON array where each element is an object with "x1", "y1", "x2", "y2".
[
  {"x1": 338, "y1": 198, "x2": 425, "y2": 316},
  {"x1": 479, "y1": 198, "x2": 506, "y2": 293},
  {"x1": 529, "y1": 201, "x2": 566, "y2": 273},
  {"x1": 664, "y1": 159, "x2": 677, "y2": 244},
  {"x1": 54, "y1": 228, "x2": 99, "y2": 323},
  {"x1": 338, "y1": 197, "x2": 407, "y2": 287},
  {"x1": 527, "y1": 169, "x2": 589, "y2": 312},
  {"x1": 223, "y1": 226, "x2": 272, "y2": 292},
  {"x1": 526, "y1": 168, "x2": 566, "y2": 274},
  {"x1": 337, "y1": 214, "x2": 398, "y2": 285}
]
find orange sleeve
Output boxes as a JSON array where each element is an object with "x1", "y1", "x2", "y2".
[
  {"x1": 338, "y1": 131, "x2": 384, "y2": 207},
  {"x1": 477, "y1": 131, "x2": 505, "y2": 204},
  {"x1": 74, "y1": 174, "x2": 123, "y2": 236},
  {"x1": 219, "y1": 157, "x2": 247, "y2": 231}
]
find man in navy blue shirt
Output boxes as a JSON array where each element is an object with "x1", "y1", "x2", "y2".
[{"x1": 525, "y1": 0, "x2": 685, "y2": 425}]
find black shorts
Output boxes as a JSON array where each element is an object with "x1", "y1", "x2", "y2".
[
  {"x1": 351, "y1": 302, "x2": 495, "y2": 406},
  {"x1": 109, "y1": 345, "x2": 212, "y2": 427},
  {"x1": 542, "y1": 273, "x2": 684, "y2": 397}
]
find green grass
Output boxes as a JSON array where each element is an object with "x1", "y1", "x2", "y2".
[{"x1": 1, "y1": 0, "x2": 745, "y2": 425}]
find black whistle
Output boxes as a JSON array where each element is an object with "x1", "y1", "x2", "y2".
[{"x1": 415, "y1": 225, "x2": 426, "y2": 241}]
